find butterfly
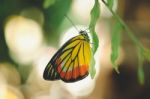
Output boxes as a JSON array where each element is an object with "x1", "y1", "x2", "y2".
[{"x1": 43, "y1": 30, "x2": 92, "y2": 83}]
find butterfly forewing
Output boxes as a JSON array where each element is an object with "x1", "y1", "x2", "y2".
[
  {"x1": 43, "y1": 63, "x2": 60, "y2": 80},
  {"x1": 43, "y1": 33, "x2": 91, "y2": 82}
]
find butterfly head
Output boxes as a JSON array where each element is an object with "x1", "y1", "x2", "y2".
[{"x1": 79, "y1": 30, "x2": 90, "y2": 42}]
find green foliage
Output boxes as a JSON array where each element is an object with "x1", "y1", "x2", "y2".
[
  {"x1": 111, "y1": 22, "x2": 122, "y2": 73},
  {"x1": 89, "y1": 0, "x2": 100, "y2": 78},
  {"x1": 43, "y1": 0, "x2": 72, "y2": 45},
  {"x1": 89, "y1": 0, "x2": 100, "y2": 54},
  {"x1": 90, "y1": 52, "x2": 96, "y2": 79},
  {"x1": 91, "y1": 32, "x2": 99, "y2": 54},
  {"x1": 107, "y1": 0, "x2": 114, "y2": 9},
  {"x1": 137, "y1": 48, "x2": 150, "y2": 85},
  {"x1": 102, "y1": 0, "x2": 150, "y2": 84},
  {"x1": 138, "y1": 48, "x2": 145, "y2": 85},
  {"x1": 143, "y1": 49, "x2": 150, "y2": 61},
  {"x1": 89, "y1": 0, "x2": 100, "y2": 30},
  {"x1": 138, "y1": 66, "x2": 145, "y2": 85},
  {"x1": 43, "y1": 0, "x2": 56, "y2": 9}
]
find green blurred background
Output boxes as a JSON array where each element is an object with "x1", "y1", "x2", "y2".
[{"x1": 0, "y1": 0, "x2": 150, "y2": 99}]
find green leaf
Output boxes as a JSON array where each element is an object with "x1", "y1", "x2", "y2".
[
  {"x1": 43, "y1": 0, "x2": 72, "y2": 44},
  {"x1": 138, "y1": 65, "x2": 145, "y2": 85},
  {"x1": 111, "y1": 21, "x2": 122, "y2": 73},
  {"x1": 43, "y1": 0, "x2": 56, "y2": 9},
  {"x1": 89, "y1": 0, "x2": 100, "y2": 30},
  {"x1": 89, "y1": 0, "x2": 100, "y2": 78},
  {"x1": 138, "y1": 48, "x2": 145, "y2": 85},
  {"x1": 143, "y1": 49, "x2": 150, "y2": 61},
  {"x1": 92, "y1": 32, "x2": 99, "y2": 54},
  {"x1": 89, "y1": 0, "x2": 100, "y2": 54},
  {"x1": 107, "y1": 0, "x2": 114, "y2": 9},
  {"x1": 89, "y1": 52, "x2": 96, "y2": 79}
]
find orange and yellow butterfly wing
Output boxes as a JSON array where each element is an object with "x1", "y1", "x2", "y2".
[{"x1": 43, "y1": 34, "x2": 91, "y2": 82}]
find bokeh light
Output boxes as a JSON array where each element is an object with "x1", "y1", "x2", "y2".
[
  {"x1": 0, "y1": 63, "x2": 21, "y2": 86},
  {"x1": 62, "y1": 77, "x2": 95, "y2": 96},
  {"x1": 100, "y1": 0, "x2": 118, "y2": 18},
  {"x1": 4, "y1": 16, "x2": 43, "y2": 64},
  {"x1": 31, "y1": 95, "x2": 51, "y2": 99},
  {"x1": 71, "y1": 0, "x2": 118, "y2": 23},
  {"x1": 34, "y1": 46, "x2": 57, "y2": 77},
  {"x1": 49, "y1": 83, "x2": 77, "y2": 99},
  {"x1": 0, "y1": 63, "x2": 24, "y2": 99},
  {"x1": 22, "y1": 46, "x2": 58, "y2": 99},
  {"x1": 20, "y1": 7, "x2": 44, "y2": 26},
  {"x1": 71, "y1": 0, "x2": 94, "y2": 23},
  {"x1": 4, "y1": 85, "x2": 24, "y2": 99},
  {"x1": 0, "y1": 74, "x2": 6, "y2": 99}
]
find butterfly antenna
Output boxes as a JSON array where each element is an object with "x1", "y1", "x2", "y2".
[
  {"x1": 64, "y1": 14, "x2": 80, "y2": 32},
  {"x1": 81, "y1": 25, "x2": 94, "y2": 34},
  {"x1": 85, "y1": 26, "x2": 94, "y2": 31}
]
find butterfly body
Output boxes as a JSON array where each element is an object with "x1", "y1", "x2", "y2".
[{"x1": 43, "y1": 31, "x2": 91, "y2": 83}]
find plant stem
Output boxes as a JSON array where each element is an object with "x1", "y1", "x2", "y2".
[{"x1": 102, "y1": 0, "x2": 144, "y2": 50}]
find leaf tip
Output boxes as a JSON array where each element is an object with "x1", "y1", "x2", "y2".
[
  {"x1": 115, "y1": 67, "x2": 120, "y2": 74},
  {"x1": 90, "y1": 71, "x2": 96, "y2": 79},
  {"x1": 112, "y1": 64, "x2": 120, "y2": 74}
]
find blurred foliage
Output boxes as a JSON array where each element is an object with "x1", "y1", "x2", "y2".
[
  {"x1": 89, "y1": 0, "x2": 100, "y2": 54},
  {"x1": 43, "y1": 0, "x2": 72, "y2": 45},
  {"x1": 143, "y1": 49, "x2": 150, "y2": 61},
  {"x1": 111, "y1": 21, "x2": 122, "y2": 73},
  {"x1": 0, "y1": 0, "x2": 43, "y2": 62},
  {"x1": 0, "y1": 0, "x2": 72, "y2": 83},
  {"x1": 89, "y1": 0, "x2": 100, "y2": 78},
  {"x1": 103, "y1": 0, "x2": 150, "y2": 84},
  {"x1": 138, "y1": 47, "x2": 145, "y2": 85},
  {"x1": 43, "y1": 0, "x2": 56, "y2": 9},
  {"x1": 89, "y1": 52, "x2": 96, "y2": 79},
  {"x1": 107, "y1": 0, "x2": 114, "y2": 9},
  {"x1": 0, "y1": 0, "x2": 72, "y2": 62}
]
